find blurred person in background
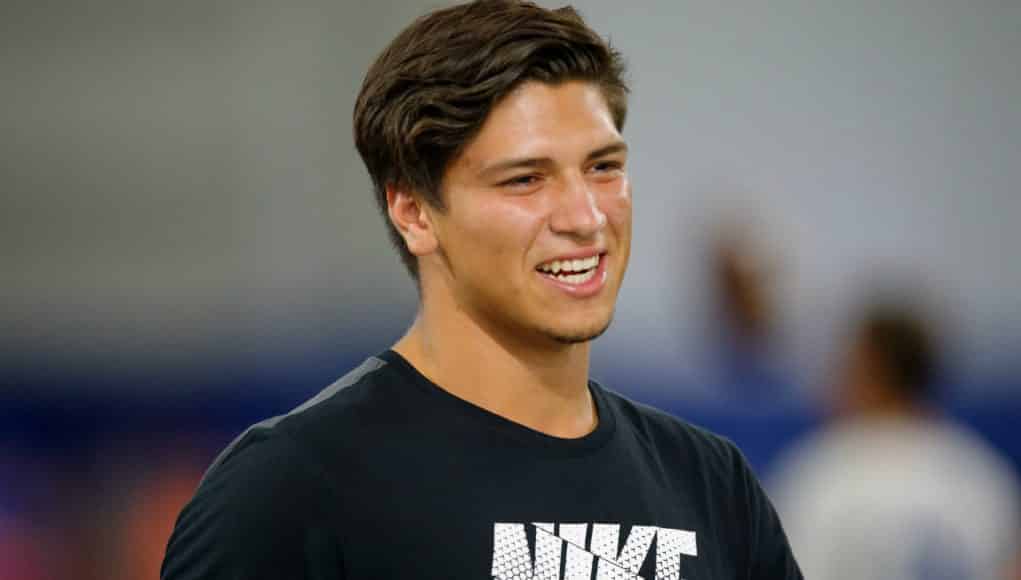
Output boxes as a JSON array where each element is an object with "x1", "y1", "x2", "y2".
[
  {"x1": 705, "y1": 217, "x2": 792, "y2": 401},
  {"x1": 161, "y1": 1, "x2": 802, "y2": 579},
  {"x1": 770, "y1": 300, "x2": 1020, "y2": 579}
]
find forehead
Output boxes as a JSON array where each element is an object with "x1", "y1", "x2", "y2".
[{"x1": 454, "y1": 80, "x2": 622, "y2": 170}]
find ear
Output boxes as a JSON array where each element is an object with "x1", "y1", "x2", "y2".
[{"x1": 386, "y1": 183, "x2": 439, "y2": 257}]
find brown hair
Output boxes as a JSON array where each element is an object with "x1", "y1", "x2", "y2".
[
  {"x1": 859, "y1": 305, "x2": 938, "y2": 401},
  {"x1": 353, "y1": 0, "x2": 628, "y2": 278}
]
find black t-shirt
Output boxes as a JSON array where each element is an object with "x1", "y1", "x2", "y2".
[{"x1": 162, "y1": 350, "x2": 802, "y2": 580}]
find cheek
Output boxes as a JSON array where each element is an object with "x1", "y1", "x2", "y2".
[
  {"x1": 600, "y1": 180, "x2": 633, "y2": 230},
  {"x1": 451, "y1": 199, "x2": 545, "y2": 264}
]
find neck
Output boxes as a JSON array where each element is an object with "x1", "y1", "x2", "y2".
[
  {"x1": 840, "y1": 384, "x2": 930, "y2": 421},
  {"x1": 392, "y1": 286, "x2": 597, "y2": 439},
  {"x1": 862, "y1": 396, "x2": 928, "y2": 420}
]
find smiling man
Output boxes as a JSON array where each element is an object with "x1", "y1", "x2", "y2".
[{"x1": 161, "y1": 2, "x2": 802, "y2": 579}]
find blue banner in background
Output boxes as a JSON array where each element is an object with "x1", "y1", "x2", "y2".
[{"x1": 5, "y1": 352, "x2": 1019, "y2": 482}]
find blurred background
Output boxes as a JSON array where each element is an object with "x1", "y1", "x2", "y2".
[{"x1": 3, "y1": 0, "x2": 1019, "y2": 578}]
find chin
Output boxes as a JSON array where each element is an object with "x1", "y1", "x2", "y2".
[{"x1": 540, "y1": 315, "x2": 614, "y2": 345}]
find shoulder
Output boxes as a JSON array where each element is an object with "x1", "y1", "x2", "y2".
[
  {"x1": 162, "y1": 431, "x2": 342, "y2": 579},
  {"x1": 161, "y1": 355, "x2": 399, "y2": 579},
  {"x1": 201, "y1": 354, "x2": 398, "y2": 484},
  {"x1": 595, "y1": 383, "x2": 803, "y2": 578},
  {"x1": 171, "y1": 354, "x2": 398, "y2": 543},
  {"x1": 595, "y1": 382, "x2": 748, "y2": 479}
]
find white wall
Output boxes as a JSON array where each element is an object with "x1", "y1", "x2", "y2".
[{"x1": 4, "y1": 1, "x2": 1019, "y2": 395}]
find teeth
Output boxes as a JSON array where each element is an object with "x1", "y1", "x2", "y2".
[
  {"x1": 538, "y1": 254, "x2": 600, "y2": 274},
  {"x1": 554, "y1": 268, "x2": 597, "y2": 284}
]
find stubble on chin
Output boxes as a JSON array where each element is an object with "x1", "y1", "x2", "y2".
[{"x1": 542, "y1": 314, "x2": 615, "y2": 345}]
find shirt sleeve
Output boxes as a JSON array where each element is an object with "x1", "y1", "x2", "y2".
[
  {"x1": 728, "y1": 441, "x2": 804, "y2": 580},
  {"x1": 160, "y1": 432, "x2": 344, "y2": 580}
]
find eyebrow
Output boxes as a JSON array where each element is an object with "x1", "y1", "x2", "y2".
[{"x1": 478, "y1": 140, "x2": 629, "y2": 179}]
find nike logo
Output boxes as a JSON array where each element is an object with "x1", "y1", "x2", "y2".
[{"x1": 492, "y1": 522, "x2": 697, "y2": 580}]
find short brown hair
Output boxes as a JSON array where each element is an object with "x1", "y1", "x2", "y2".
[
  {"x1": 859, "y1": 305, "x2": 938, "y2": 401},
  {"x1": 353, "y1": 0, "x2": 628, "y2": 278}
]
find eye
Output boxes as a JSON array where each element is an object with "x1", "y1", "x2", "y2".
[
  {"x1": 590, "y1": 159, "x2": 625, "y2": 176},
  {"x1": 499, "y1": 174, "x2": 542, "y2": 188}
]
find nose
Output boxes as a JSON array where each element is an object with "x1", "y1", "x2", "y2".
[{"x1": 549, "y1": 173, "x2": 607, "y2": 239}]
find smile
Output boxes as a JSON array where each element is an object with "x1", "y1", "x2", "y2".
[{"x1": 535, "y1": 253, "x2": 604, "y2": 285}]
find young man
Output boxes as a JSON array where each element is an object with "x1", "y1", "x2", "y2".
[{"x1": 162, "y1": 2, "x2": 802, "y2": 579}]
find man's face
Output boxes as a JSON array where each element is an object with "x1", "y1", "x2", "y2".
[{"x1": 423, "y1": 80, "x2": 632, "y2": 346}]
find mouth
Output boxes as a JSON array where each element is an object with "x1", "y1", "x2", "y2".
[{"x1": 535, "y1": 253, "x2": 607, "y2": 292}]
